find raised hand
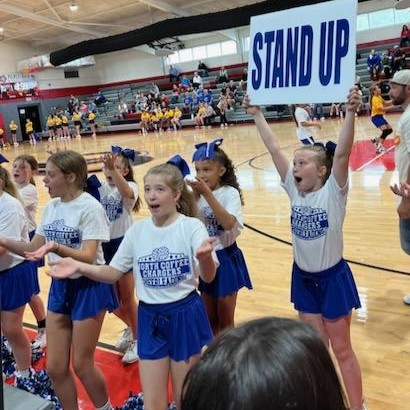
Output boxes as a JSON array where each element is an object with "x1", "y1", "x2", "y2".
[
  {"x1": 242, "y1": 94, "x2": 261, "y2": 115},
  {"x1": 196, "y1": 237, "x2": 216, "y2": 260},
  {"x1": 346, "y1": 87, "x2": 362, "y2": 112},
  {"x1": 186, "y1": 177, "x2": 211, "y2": 196},
  {"x1": 101, "y1": 153, "x2": 116, "y2": 170}
]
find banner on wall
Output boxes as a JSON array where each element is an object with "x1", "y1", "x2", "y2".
[
  {"x1": 247, "y1": 0, "x2": 358, "y2": 104},
  {"x1": 0, "y1": 74, "x2": 39, "y2": 100},
  {"x1": 17, "y1": 55, "x2": 96, "y2": 73}
]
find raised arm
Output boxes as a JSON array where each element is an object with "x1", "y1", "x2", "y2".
[
  {"x1": 243, "y1": 95, "x2": 289, "y2": 181},
  {"x1": 332, "y1": 87, "x2": 361, "y2": 187},
  {"x1": 103, "y1": 153, "x2": 134, "y2": 199}
]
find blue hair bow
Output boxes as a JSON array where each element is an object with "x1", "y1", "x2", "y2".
[
  {"x1": 0, "y1": 154, "x2": 9, "y2": 164},
  {"x1": 314, "y1": 141, "x2": 337, "y2": 155},
  {"x1": 112, "y1": 145, "x2": 135, "y2": 162},
  {"x1": 167, "y1": 155, "x2": 190, "y2": 177},
  {"x1": 192, "y1": 138, "x2": 223, "y2": 162},
  {"x1": 85, "y1": 174, "x2": 101, "y2": 202}
]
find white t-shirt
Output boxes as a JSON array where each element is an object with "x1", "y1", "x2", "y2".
[
  {"x1": 36, "y1": 192, "x2": 109, "y2": 266},
  {"x1": 98, "y1": 181, "x2": 138, "y2": 239},
  {"x1": 294, "y1": 106, "x2": 314, "y2": 141},
  {"x1": 395, "y1": 105, "x2": 410, "y2": 182},
  {"x1": 110, "y1": 214, "x2": 218, "y2": 304},
  {"x1": 0, "y1": 192, "x2": 28, "y2": 271},
  {"x1": 18, "y1": 183, "x2": 38, "y2": 233},
  {"x1": 282, "y1": 168, "x2": 348, "y2": 272},
  {"x1": 197, "y1": 185, "x2": 243, "y2": 251}
]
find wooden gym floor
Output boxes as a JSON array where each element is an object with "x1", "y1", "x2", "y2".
[{"x1": 3, "y1": 114, "x2": 410, "y2": 410}]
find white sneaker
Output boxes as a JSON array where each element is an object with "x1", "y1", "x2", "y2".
[
  {"x1": 31, "y1": 329, "x2": 47, "y2": 350},
  {"x1": 403, "y1": 295, "x2": 410, "y2": 305},
  {"x1": 122, "y1": 340, "x2": 139, "y2": 364},
  {"x1": 115, "y1": 327, "x2": 132, "y2": 352}
]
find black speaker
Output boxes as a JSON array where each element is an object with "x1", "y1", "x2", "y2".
[
  {"x1": 3, "y1": 384, "x2": 55, "y2": 409},
  {"x1": 64, "y1": 69, "x2": 79, "y2": 78}
]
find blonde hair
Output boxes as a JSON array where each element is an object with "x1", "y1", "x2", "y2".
[
  {"x1": 0, "y1": 166, "x2": 20, "y2": 199},
  {"x1": 144, "y1": 163, "x2": 199, "y2": 218},
  {"x1": 295, "y1": 144, "x2": 334, "y2": 182}
]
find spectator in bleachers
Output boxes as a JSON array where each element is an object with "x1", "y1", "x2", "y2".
[
  {"x1": 239, "y1": 67, "x2": 248, "y2": 91},
  {"x1": 367, "y1": 49, "x2": 382, "y2": 80},
  {"x1": 171, "y1": 106, "x2": 183, "y2": 131},
  {"x1": 183, "y1": 92, "x2": 194, "y2": 114},
  {"x1": 118, "y1": 100, "x2": 128, "y2": 119},
  {"x1": 216, "y1": 66, "x2": 229, "y2": 84},
  {"x1": 94, "y1": 90, "x2": 107, "y2": 106},
  {"x1": 179, "y1": 75, "x2": 191, "y2": 92},
  {"x1": 67, "y1": 94, "x2": 79, "y2": 114},
  {"x1": 79, "y1": 101, "x2": 88, "y2": 115},
  {"x1": 151, "y1": 83, "x2": 160, "y2": 99},
  {"x1": 226, "y1": 87, "x2": 236, "y2": 110},
  {"x1": 217, "y1": 95, "x2": 229, "y2": 127},
  {"x1": 393, "y1": 45, "x2": 407, "y2": 72},
  {"x1": 198, "y1": 61, "x2": 210, "y2": 77},
  {"x1": 203, "y1": 103, "x2": 216, "y2": 127},
  {"x1": 171, "y1": 84, "x2": 180, "y2": 104},
  {"x1": 400, "y1": 24, "x2": 410, "y2": 48},
  {"x1": 192, "y1": 72, "x2": 203, "y2": 90},
  {"x1": 160, "y1": 94, "x2": 169, "y2": 107},
  {"x1": 382, "y1": 50, "x2": 394, "y2": 79},
  {"x1": 196, "y1": 85, "x2": 205, "y2": 103},
  {"x1": 312, "y1": 103, "x2": 325, "y2": 121},
  {"x1": 329, "y1": 102, "x2": 341, "y2": 118},
  {"x1": 169, "y1": 65, "x2": 180, "y2": 83},
  {"x1": 88, "y1": 101, "x2": 97, "y2": 113},
  {"x1": 203, "y1": 88, "x2": 213, "y2": 105},
  {"x1": 194, "y1": 103, "x2": 206, "y2": 128},
  {"x1": 228, "y1": 80, "x2": 238, "y2": 98}
]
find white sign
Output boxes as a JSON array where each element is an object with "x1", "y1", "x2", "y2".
[{"x1": 247, "y1": 0, "x2": 357, "y2": 104}]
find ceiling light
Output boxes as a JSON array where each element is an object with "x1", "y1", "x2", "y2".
[{"x1": 69, "y1": 3, "x2": 78, "y2": 12}]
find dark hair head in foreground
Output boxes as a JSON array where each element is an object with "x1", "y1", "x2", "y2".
[{"x1": 181, "y1": 317, "x2": 348, "y2": 410}]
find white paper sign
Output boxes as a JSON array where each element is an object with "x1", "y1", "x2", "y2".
[{"x1": 247, "y1": 0, "x2": 357, "y2": 104}]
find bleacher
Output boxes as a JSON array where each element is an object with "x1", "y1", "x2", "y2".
[{"x1": 58, "y1": 39, "x2": 410, "y2": 136}]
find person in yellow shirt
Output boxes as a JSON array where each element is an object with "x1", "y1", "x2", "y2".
[
  {"x1": 370, "y1": 84, "x2": 393, "y2": 154},
  {"x1": 46, "y1": 115, "x2": 55, "y2": 141},
  {"x1": 53, "y1": 115, "x2": 62, "y2": 140},
  {"x1": 72, "y1": 110, "x2": 82, "y2": 138},
  {"x1": 171, "y1": 106, "x2": 182, "y2": 131},
  {"x1": 9, "y1": 120, "x2": 18, "y2": 147},
  {"x1": 25, "y1": 118, "x2": 35, "y2": 145},
  {"x1": 195, "y1": 103, "x2": 206, "y2": 128},
  {"x1": 140, "y1": 109, "x2": 151, "y2": 134},
  {"x1": 61, "y1": 114, "x2": 70, "y2": 139},
  {"x1": 0, "y1": 127, "x2": 7, "y2": 149},
  {"x1": 88, "y1": 111, "x2": 97, "y2": 138}
]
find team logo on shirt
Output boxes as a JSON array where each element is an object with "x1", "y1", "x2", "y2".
[
  {"x1": 202, "y1": 206, "x2": 223, "y2": 236},
  {"x1": 291, "y1": 206, "x2": 328, "y2": 240},
  {"x1": 138, "y1": 246, "x2": 190, "y2": 288},
  {"x1": 101, "y1": 196, "x2": 123, "y2": 221},
  {"x1": 42, "y1": 219, "x2": 81, "y2": 248}
]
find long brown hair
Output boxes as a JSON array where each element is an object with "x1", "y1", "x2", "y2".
[
  {"x1": 212, "y1": 147, "x2": 244, "y2": 205},
  {"x1": 117, "y1": 153, "x2": 142, "y2": 212}
]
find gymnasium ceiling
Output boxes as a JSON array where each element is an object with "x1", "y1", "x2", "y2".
[
  {"x1": 0, "y1": 0, "x2": 393, "y2": 51},
  {"x1": 0, "y1": 0, "x2": 266, "y2": 50}
]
